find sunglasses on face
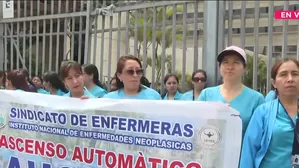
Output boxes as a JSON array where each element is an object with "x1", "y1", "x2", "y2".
[
  {"x1": 124, "y1": 69, "x2": 144, "y2": 76},
  {"x1": 192, "y1": 77, "x2": 206, "y2": 83}
]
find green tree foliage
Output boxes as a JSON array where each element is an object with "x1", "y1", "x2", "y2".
[
  {"x1": 128, "y1": 5, "x2": 186, "y2": 88},
  {"x1": 243, "y1": 54, "x2": 267, "y2": 94}
]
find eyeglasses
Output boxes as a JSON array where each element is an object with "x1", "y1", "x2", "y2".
[
  {"x1": 192, "y1": 77, "x2": 206, "y2": 83},
  {"x1": 124, "y1": 69, "x2": 144, "y2": 76}
]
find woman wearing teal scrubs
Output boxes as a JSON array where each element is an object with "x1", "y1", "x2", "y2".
[
  {"x1": 241, "y1": 58, "x2": 299, "y2": 168},
  {"x1": 32, "y1": 76, "x2": 49, "y2": 94},
  {"x1": 198, "y1": 46, "x2": 265, "y2": 137},
  {"x1": 82, "y1": 64, "x2": 107, "y2": 98},
  {"x1": 103, "y1": 55, "x2": 161, "y2": 100},
  {"x1": 162, "y1": 74, "x2": 183, "y2": 100},
  {"x1": 43, "y1": 72, "x2": 68, "y2": 96},
  {"x1": 60, "y1": 60, "x2": 95, "y2": 98},
  {"x1": 181, "y1": 69, "x2": 207, "y2": 100},
  {"x1": 5, "y1": 69, "x2": 31, "y2": 92}
]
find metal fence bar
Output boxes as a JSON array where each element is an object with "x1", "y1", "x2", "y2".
[
  {"x1": 41, "y1": 1, "x2": 47, "y2": 74},
  {"x1": 203, "y1": 1, "x2": 219, "y2": 86},
  {"x1": 267, "y1": 1, "x2": 274, "y2": 93},
  {"x1": 193, "y1": 1, "x2": 199, "y2": 71},
  {"x1": 10, "y1": 23, "x2": 13, "y2": 70},
  {"x1": 100, "y1": 16, "x2": 105, "y2": 81},
  {"x1": 22, "y1": 0, "x2": 27, "y2": 69},
  {"x1": 63, "y1": 1, "x2": 69, "y2": 60},
  {"x1": 227, "y1": 1, "x2": 233, "y2": 46},
  {"x1": 70, "y1": 0, "x2": 76, "y2": 61},
  {"x1": 240, "y1": 1, "x2": 246, "y2": 49},
  {"x1": 142, "y1": 8, "x2": 148, "y2": 74},
  {"x1": 84, "y1": 0, "x2": 92, "y2": 64},
  {"x1": 252, "y1": 1, "x2": 260, "y2": 90},
  {"x1": 125, "y1": 12, "x2": 129, "y2": 55},
  {"x1": 107, "y1": 14, "x2": 113, "y2": 86},
  {"x1": 16, "y1": 1, "x2": 20, "y2": 69},
  {"x1": 134, "y1": 10, "x2": 139, "y2": 57},
  {"x1": 29, "y1": 0, "x2": 33, "y2": 76},
  {"x1": 92, "y1": 14, "x2": 98, "y2": 64},
  {"x1": 4, "y1": 24, "x2": 7, "y2": 71},
  {"x1": 151, "y1": 7, "x2": 157, "y2": 88},
  {"x1": 116, "y1": 12, "x2": 121, "y2": 59},
  {"x1": 55, "y1": 0, "x2": 62, "y2": 72},
  {"x1": 35, "y1": 0, "x2": 40, "y2": 75},
  {"x1": 181, "y1": 3, "x2": 187, "y2": 90},
  {"x1": 160, "y1": 6, "x2": 166, "y2": 91},
  {"x1": 78, "y1": 0, "x2": 84, "y2": 64},
  {"x1": 171, "y1": 4, "x2": 177, "y2": 73},
  {"x1": 282, "y1": 1, "x2": 289, "y2": 59},
  {"x1": 48, "y1": 0, "x2": 54, "y2": 71}
]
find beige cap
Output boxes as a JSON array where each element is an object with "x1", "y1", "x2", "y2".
[{"x1": 217, "y1": 46, "x2": 246, "y2": 63}]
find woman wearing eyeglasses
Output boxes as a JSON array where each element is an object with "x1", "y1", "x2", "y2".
[
  {"x1": 181, "y1": 69, "x2": 207, "y2": 100},
  {"x1": 103, "y1": 55, "x2": 161, "y2": 100},
  {"x1": 198, "y1": 46, "x2": 265, "y2": 138},
  {"x1": 162, "y1": 74, "x2": 183, "y2": 100}
]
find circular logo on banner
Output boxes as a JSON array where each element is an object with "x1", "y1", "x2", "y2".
[
  {"x1": 198, "y1": 125, "x2": 221, "y2": 148},
  {"x1": 0, "y1": 107, "x2": 6, "y2": 130}
]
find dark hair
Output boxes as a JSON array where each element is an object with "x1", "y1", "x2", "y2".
[
  {"x1": 60, "y1": 60, "x2": 82, "y2": 80},
  {"x1": 6, "y1": 69, "x2": 31, "y2": 92},
  {"x1": 20, "y1": 68, "x2": 37, "y2": 92},
  {"x1": 114, "y1": 55, "x2": 144, "y2": 92},
  {"x1": 82, "y1": 64, "x2": 105, "y2": 88},
  {"x1": 191, "y1": 69, "x2": 207, "y2": 89},
  {"x1": 271, "y1": 58, "x2": 299, "y2": 98},
  {"x1": 109, "y1": 77, "x2": 117, "y2": 92},
  {"x1": 43, "y1": 71, "x2": 69, "y2": 93},
  {"x1": 141, "y1": 76, "x2": 151, "y2": 87},
  {"x1": 161, "y1": 73, "x2": 180, "y2": 98},
  {"x1": 0, "y1": 71, "x2": 6, "y2": 88}
]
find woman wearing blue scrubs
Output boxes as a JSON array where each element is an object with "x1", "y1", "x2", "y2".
[
  {"x1": 103, "y1": 55, "x2": 161, "y2": 100},
  {"x1": 60, "y1": 60, "x2": 95, "y2": 98},
  {"x1": 240, "y1": 58, "x2": 299, "y2": 168},
  {"x1": 181, "y1": 69, "x2": 207, "y2": 100},
  {"x1": 32, "y1": 76, "x2": 49, "y2": 94},
  {"x1": 5, "y1": 69, "x2": 32, "y2": 92},
  {"x1": 162, "y1": 74, "x2": 183, "y2": 100},
  {"x1": 198, "y1": 46, "x2": 265, "y2": 137},
  {"x1": 43, "y1": 72, "x2": 68, "y2": 96},
  {"x1": 82, "y1": 64, "x2": 107, "y2": 98}
]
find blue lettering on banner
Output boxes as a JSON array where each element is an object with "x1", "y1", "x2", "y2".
[
  {"x1": 134, "y1": 136, "x2": 193, "y2": 151},
  {"x1": 9, "y1": 107, "x2": 67, "y2": 125},
  {"x1": 90, "y1": 115, "x2": 194, "y2": 138},
  {"x1": 8, "y1": 157, "x2": 51, "y2": 168}
]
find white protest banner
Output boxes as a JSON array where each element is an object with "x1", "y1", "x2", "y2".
[{"x1": 0, "y1": 90, "x2": 242, "y2": 168}]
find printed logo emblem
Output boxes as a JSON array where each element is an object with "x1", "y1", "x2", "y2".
[
  {"x1": 0, "y1": 109, "x2": 6, "y2": 129},
  {"x1": 198, "y1": 125, "x2": 221, "y2": 148}
]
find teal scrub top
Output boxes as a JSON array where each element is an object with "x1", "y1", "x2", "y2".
[
  {"x1": 37, "y1": 88, "x2": 50, "y2": 94},
  {"x1": 89, "y1": 85, "x2": 107, "y2": 98},
  {"x1": 163, "y1": 91, "x2": 183, "y2": 100},
  {"x1": 265, "y1": 90, "x2": 276, "y2": 102},
  {"x1": 181, "y1": 90, "x2": 200, "y2": 101},
  {"x1": 259, "y1": 103, "x2": 296, "y2": 168},
  {"x1": 198, "y1": 85, "x2": 265, "y2": 137},
  {"x1": 63, "y1": 89, "x2": 95, "y2": 98},
  {"x1": 103, "y1": 87, "x2": 161, "y2": 100}
]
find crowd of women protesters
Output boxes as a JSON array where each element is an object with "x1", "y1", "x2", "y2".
[{"x1": 0, "y1": 45, "x2": 298, "y2": 167}]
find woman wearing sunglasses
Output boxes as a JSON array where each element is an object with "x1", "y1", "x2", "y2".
[
  {"x1": 103, "y1": 55, "x2": 161, "y2": 100},
  {"x1": 182, "y1": 69, "x2": 207, "y2": 100},
  {"x1": 198, "y1": 46, "x2": 265, "y2": 138},
  {"x1": 162, "y1": 74, "x2": 183, "y2": 100},
  {"x1": 60, "y1": 60, "x2": 95, "y2": 98}
]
